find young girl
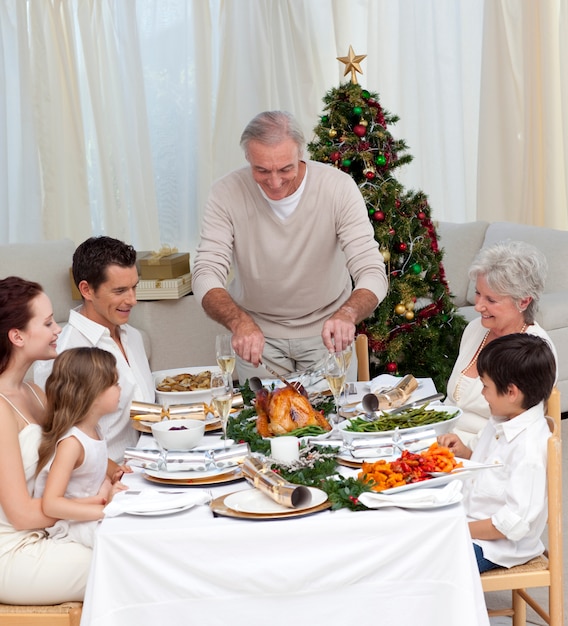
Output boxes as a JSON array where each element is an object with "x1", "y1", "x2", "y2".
[{"x1": 34, "y1": 347, "x2": 129, "y2": 548}]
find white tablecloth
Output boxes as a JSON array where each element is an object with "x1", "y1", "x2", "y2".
[{"x1": 81, "y1": 460, "x2": 489, "y2": 626}]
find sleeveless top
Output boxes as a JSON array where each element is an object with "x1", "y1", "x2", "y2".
[
  {"x1": 0, "y1": 383, "x2": 46, "y2": 558},
  {"x1": 34, "y1": 426, "x2": 108, "y2": 499}
]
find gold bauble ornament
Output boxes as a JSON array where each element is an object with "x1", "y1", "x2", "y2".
[
  {"x1": 406, "y1": 300, "x2": 415, "y2": 311},
  {"x1": 329, "y1": 128, "x2": 337, "y2": 138},
  {"x1": 381, "y1": 248, "x2": 391, "y2": 262},
  {"x1": 405, "y1": 311, "x2": 415, "y2": 320},
  {"x1": 360, "y1": 120, "x2": 368, "y2": 127},
  {"x1": 395, "y1": 303, "x2": 406, "y2": 315}
]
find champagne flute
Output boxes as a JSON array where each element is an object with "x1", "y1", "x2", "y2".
[
  {"x1": 325, "y1": 352, "x2": 347, "y2": 425},
  {"x1": 210, "y1": 372, "x2": 233, "y2": 449},
  {"x1": 339, "y1": 344, "x2": 353, "y2": 372},
  {"x1": 215, "y1": 334, "x2": 236, "y2": 379},
  {"x1": 336, "y1": 345, "x2": 353, "y2": 395}
]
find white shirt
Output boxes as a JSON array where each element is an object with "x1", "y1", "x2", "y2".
[
  {"x1": 34, "y1": 307, "x2": 155, "y2": 462},
  {"x1": 259, "y1": 167, "x2": 308, "y2": 220},
  {"x1": 463, "y1": 403, "x2": 550, "y2": 568}
]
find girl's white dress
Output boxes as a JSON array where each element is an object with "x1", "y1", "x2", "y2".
[{"x1": 34, "y1": 426, "x2": 108, "y2": 548}]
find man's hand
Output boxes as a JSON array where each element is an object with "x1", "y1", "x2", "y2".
[
  {"x1": 322, "y1": 288, "x2": 378, "y2": 352},
  {"x1": 322, "y1": 313, "x2": 355, "y2": 352},
  {"x1": 231, "y1": 317, "x2": 265, "y2": 367},
  {"x1": 202, "y1": 288, "x2": 265, "y2": 366}
]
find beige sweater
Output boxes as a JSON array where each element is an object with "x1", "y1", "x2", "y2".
[{"x1": 192, "y1": 160, "x2": 387, "y2": 339}]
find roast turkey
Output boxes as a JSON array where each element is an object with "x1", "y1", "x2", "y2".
[{"x1": 254, "y1": 386, "x2": 332, "y2": 437}]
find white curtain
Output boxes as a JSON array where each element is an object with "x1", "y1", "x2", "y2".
[
  {"x1": 0, "y1": 0, "x2": 566, "y2": 254},
  {"x1": 477, "y1": 0, "x2": 568, "y2": 228}
]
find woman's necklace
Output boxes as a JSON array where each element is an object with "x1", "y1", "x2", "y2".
[{"x1": 454, "y1": 322, "x2": 528, "y2": 402}]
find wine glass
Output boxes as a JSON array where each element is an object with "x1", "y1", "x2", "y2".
[
  {"x1": 215, "y1": 334, "x2": 236, "y2": 379},
  {"x1": 210, "y1": 371, "x2": 233, "y2": 449},
  {"x1": 336, "y1": 345, "x2": 353, "y2": 395},
  {"x1": 325, "y1": 351, "x2": 347, "y2": 425}
]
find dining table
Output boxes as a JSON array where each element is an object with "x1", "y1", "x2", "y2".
[{"x1": 80, "y1": 380, "x2": 490, "y2": 626}]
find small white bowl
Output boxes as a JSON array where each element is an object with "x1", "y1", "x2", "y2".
[
  {"x1": 153, "y1": 366, "x2": 220, "y2": 407},
  {"x1": 151, "y1": 418, "x2": 205, "y2": 450}
]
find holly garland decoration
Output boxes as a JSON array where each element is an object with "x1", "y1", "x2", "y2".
[
  {"x1": 226, "y1": 391, "x2": 372, "y2": 511},
  {"x1": 307, "y1": 78, "x2": 467, "y2": 392}
]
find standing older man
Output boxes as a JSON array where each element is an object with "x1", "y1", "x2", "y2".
[
  {"x1": 192, "y1": 110, "x2": 387, "y2": 383},
  {"x1": 34, "y1": 236, "x2": 154, "y2": 461}
]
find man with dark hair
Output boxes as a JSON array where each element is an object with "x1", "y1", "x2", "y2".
[{"x1": 35, "y1": 236, "x2": 154, "y2": 461}]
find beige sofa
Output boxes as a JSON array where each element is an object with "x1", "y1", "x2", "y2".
[
  {"x1": 2, "y1": 223, "x2": 566, "y2": 410},
  {"x1": 436, "y1": 221, "x2": 568, "y2": 411}
]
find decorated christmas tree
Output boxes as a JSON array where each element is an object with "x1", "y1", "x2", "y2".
[{"x1": 307, "y1": 47, "x2": 467, "y2": 392}]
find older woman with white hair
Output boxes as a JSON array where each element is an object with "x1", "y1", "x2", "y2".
[{"x1": 446, "y1": 240, "x2": 558, "y2": 445}]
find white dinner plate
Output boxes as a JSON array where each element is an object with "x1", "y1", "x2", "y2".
[
  {"x1": 153, "y1": 365, "x2": 221, "y2": 406},
  {"x1": 224, "y1": 486, "x2": 327, "y2": 515},
  {"x1": 145, "y1": 467, "x2": 231, "y2": 480},
  {"x1": 126, "y1": 502, "x2": 198, "y2": 516},
  {"x1": 358, "y1": 481, "x2": 464, "y2": 510}
]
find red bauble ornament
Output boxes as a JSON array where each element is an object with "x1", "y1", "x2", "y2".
[
  {"x1": 418, "y1": 211, "x2": 426, "y2": 220},
  {"x1": 330, "y1": 151, "x2": 341, "y2": 162},
  {"x1": 389, "y1": 228, "x2": 395, "y2": 235},
  {"x1": 372, "y1": 210, "x2": 385, "y2": 221},
  {"x1": 395, "y1": 199, "x2": 401, "y2": 209},
  {"x1": 397, "y1": 242, "x2": 408, "y2": 252},
  {"x1": 386, "y1": 362, "x2": 398, "y2": 373},
  {"x1": 353, "y1": 124, "x2": 367, "y2": 137},
  {"x1": 365, "y1": 171, "x2": 376, "y2": 181}
]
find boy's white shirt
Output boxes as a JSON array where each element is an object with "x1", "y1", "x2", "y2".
[{"x1": 463, "y1": 401, "x2": 550, "y2": 568}]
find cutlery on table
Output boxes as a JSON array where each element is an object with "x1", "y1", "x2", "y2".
[{"x1": 428, "y1": 462, "x2": 503, "y2": 478}]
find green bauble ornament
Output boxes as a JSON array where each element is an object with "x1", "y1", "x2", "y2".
[
  {"x1": 362, "y1": 90, "x2": 370, "y2": 99},
  {"x1": 411, "y1": 263, "x2": 422, "y2": 274},
  {"x1": 353, "y1": 106, "x2": 363, "y2": 116},
  {"x1": 376, "y1": 154, "x2": 387, "y2": 166},
  {"x1": 321, "y1": 115, "x2": 329, "y2": 123},
  {"x1": 341, "y1": 158, "x2": 352, "y2": 167}
]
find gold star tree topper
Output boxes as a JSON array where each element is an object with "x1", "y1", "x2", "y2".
[{"x1": 337, "y1": 45, "x2": 367, "y2": 85}]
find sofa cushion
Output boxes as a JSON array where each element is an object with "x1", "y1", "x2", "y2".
[
  {"x1": 0, "y1": 239, "x2": 75, "y2": 324},
  {"x1": 535, "y1": 292, "x2": 568, "y2": 331},
  {"x1": 435, "y1": 221, "x2": 489, "y2": 307},
  {"x1": 466, "y1": 221, "x2": 568, "y2": 304}
]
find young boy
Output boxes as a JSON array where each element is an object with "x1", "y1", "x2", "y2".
[{"x1": 438, "y1": 333, "x2": 556, "y2": 572}]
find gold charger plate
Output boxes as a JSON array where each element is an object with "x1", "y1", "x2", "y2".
[
  {"x1": 336, "y1": 456, "x2": 362, "y2": 469},
  {"x1": 143, "y1": 467, "x2": 243, "y2": 486},
  {"x1": 210, "y1": 491, "x2": 331, "y2": 520},
  {"x1": 131, "y1": 418, "x2": 221, "y2": 434}
]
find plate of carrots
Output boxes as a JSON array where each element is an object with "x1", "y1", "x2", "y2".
[{"x1": 358, "y1": 443, "x2": 475, "y2": 494}]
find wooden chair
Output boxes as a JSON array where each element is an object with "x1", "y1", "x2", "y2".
[
  {"x1": 0, "y1": 602, "x2": 82, "y2": 626},
  {"x1": 480, "y1": 386, "x2": 563, "y2": 626},
  {"x1": 355, "y1": 333, "x2": 370, "y2": 382}
]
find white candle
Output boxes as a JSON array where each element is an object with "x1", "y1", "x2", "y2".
[{"x1": 270, "y1": 436, "x2": 300, "y2": 463}]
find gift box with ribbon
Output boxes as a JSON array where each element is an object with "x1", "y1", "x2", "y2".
[{"x1": 138, "y1": 246, "x2": 190, "y2": 280}]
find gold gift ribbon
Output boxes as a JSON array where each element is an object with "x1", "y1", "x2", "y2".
[{"x1": 146, "y1": 245, "x2": 179, "y2": 264}]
